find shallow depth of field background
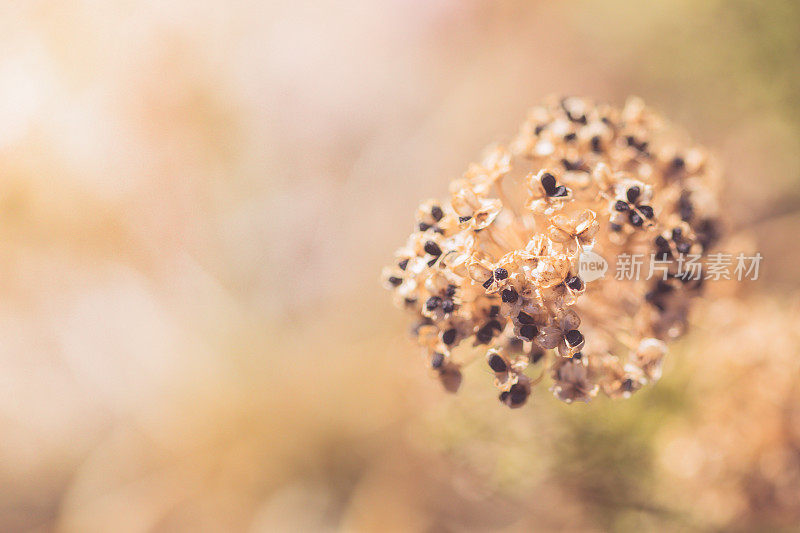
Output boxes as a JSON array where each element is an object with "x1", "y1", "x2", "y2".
[{"x1": 1, "y1": 1, "x2": 799, "y2": 532}]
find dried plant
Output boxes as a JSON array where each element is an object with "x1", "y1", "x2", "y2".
[{"x1": 383, "y1": 96, "x2": 721, "y2": 407}]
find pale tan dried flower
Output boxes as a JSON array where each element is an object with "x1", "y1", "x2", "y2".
[
  {"x1": 382, "y1": 96, "x2": 722, "y2": 407},
  {"x1": 550, "y1": 356, "x2": 598, "y2": 403}
]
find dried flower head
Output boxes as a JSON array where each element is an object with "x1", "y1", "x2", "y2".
[{"x1": 383, "y1": 96, "x2": 721, "y2": 407}]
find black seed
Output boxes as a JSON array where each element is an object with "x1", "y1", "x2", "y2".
[
  {"x1": 614, "y1": 200, "x2": 630, "y2": 212},
  {"x1": 534, "y1": 124, "x2": 546, "y2": 135},
  {"x1": 494, "y1": 268, "x2": 508, "y2": 280},
  {"x1": 487, "y1": 319, "x2": 502, "y2": 331},
  {"x1": 488, "y1": 306, "x2": 500, "y2": 318},
  {"x1": 676, "y1": 242, "x2": 691, "y2": 254},
  {"x1": 424, "y1": 241, "x2": 441, "y2": 256},
  {"x1": 425, "y1": 296, "x2": 441, "y2": 310},
  {"x1": 562, "y1": 158, "x2": 583, "y2": 171},
  {"x1": 566, "y1": 276, "x2": 583, "y2": 291},
  {"x1": 517, "y1": 311, "x2": 534, "y2": 324},
  {"x1": 446, "y1": 285, "x2": 457, "y2": 297},
  {"x1": 507, "y1": 383, "x2": 529, "y2": 406},
  {"x1": 671, "y1": 156, "x2": 685, "y2": 170},
  {"x1": 564, "y1": 132, "x2": 577, "y2": 142},
  {"x1": 431, "y1": 352, "x2": 445, "y2": 369},
  {"x1": 427, "y1": 257, "x2": 438, "y2": 267},
  {"x1": 475, "y1": 326, "x2": 493, "y2": 344},
  {"x1": 482, "y1": 278, "x2": 494, "y2": 289},
  {"x1": 565, "y1": 329, "x2": 584, "y2": 347},
  {"x1": 638, "y1": 205, "x2": 654, "y2": 219},
  {"x1": 501, "y1": 288, "x2": 518, "y2": 303},
  {"x1": 418, "y1": 222, "x2": 431, "y2": 231},
  {"x1": 398, "y1": 258, "x2": 409, "y2": 271},
  {"x1": 591, "y1": 136, "x2": 602, "y2": 152},
  {"x1": 499, "y1": 391, "x2": 509, "y2": 402},
  {"x1": 388, "y1": 276, "x2": 402, "y2": 286},
  {"x1": 626, "y1": 186, "x2": 641, "y2": 203},
  {"x1": 625, "y1": 137, "x2": 648, "y2": 153},
  {"x1": 628, "y1": 211, "x2": 643, "y2": 227},
  {"x1": 622, "y1": 378, "x2": 634, "y2": 392},
  {"x1": 441, "y1": 299, "x2": 455, "y2": 313},
  {"x1": 540, "y1": 173, "x2": 557, "y2": 195},
  {"x1": 678, "y1": 192, "x2": 694, "y2": 221},
  {"x1": 404, "y1": 297, "x2": 417, "y2": 306},
  {"x1": 655, "y1": 240, "x2": 671, "y2": 258},
  {"x1": 551, "y1": 185, "x2": 568, "y2": 197},
  {"x1": 519, "y1": 324, "x2": 538, "y2": 341},
  {"x1": 561, "y1": 101, "x2": 587, "y2": 125},
  {"x1": 442, "y1": 328, "x2": 457, "y2": 345},
  {"x1": 573, "y1": 352, "x2": 582, "y2": 360},
  {"x1": 655, "y1": 280, "x2": 674, "y2": 294},
  {"x1": 610, "y1": 223, "x2": 622, "y2": 232},
  {"x1": 458, "y1": 215, "x2": 472, "y2": 223},
  {"x1": 672, "y1": 227, "x2": 683, "y2": 240},
  {"x1": 431, "y1": 206, "x2": 443, "y2": 221},
  {"x1": 696, "y1": 218, "x2": 719, "y2": 250},
  {"x1": 488, "y1": 354, "x2": 507, "y2": 373}
]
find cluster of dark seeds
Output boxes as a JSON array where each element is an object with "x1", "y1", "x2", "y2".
[{"x1": 383, "y1": 96, "x2": 721, "y2": 407}]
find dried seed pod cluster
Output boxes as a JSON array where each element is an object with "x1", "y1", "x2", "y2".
[{"x1": 382, "y1": 96, "x2": 721, "y2": 407}]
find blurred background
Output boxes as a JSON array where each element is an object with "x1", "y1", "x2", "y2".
[{"x1": 1, "y1": 1, "x2": 799, "y2": 531}]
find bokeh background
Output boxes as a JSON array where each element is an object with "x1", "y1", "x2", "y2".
[{"x1": 1, "y1": 1, "x2": 799, "y2": 531}]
